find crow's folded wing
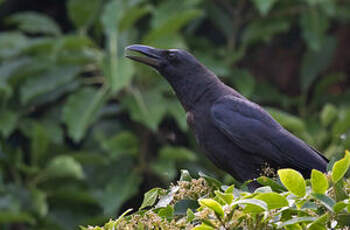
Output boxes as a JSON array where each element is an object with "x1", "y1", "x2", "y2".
[{"x1": 210, "y1": 95, "x2": 328, "y2": 172}]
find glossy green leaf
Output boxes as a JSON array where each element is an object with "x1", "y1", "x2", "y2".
[
  {"x1": 0, "y1": 109, "x2": 18, "y2": 137},
  {"x1": 45, "y1": 155, "x2": 84, "y2": 180},
  {"x1": 281, "y1": 217, "x2": 317, "y2": 227},
  {"x1": 311, "y1": 169, "x2": 329, "y2": 194},
  {"x1": 180, "y1": 169, "x2": 192, "y2": 182},
  {"x1": 31, "y1": 122, "x2": 50, "y2": 166},
  {"x1": 256, "y1": 176, "x2": 287, "y2": 192},
  {"x1": 232, "y1": 199, "x2": 268, "y2": 212},
  {"x1": 198, "y1": 171, "x2": 222, "y2": 189},
  {"x1": 174, "y1": 199, "x2": 198, "y2": 216},
  {"x1": 308, "y1": 213, "x2": 329, "y2": 230},
  {"x1": 312, "y1": 193, "x2": 335, "y2": 211},
  {"x1": 278, "y1": 169, "x2": 306, "y2": 197},
  {"x1": 333, "y1": 200, "x2": 348, "y2": 213},
  {"x1": 99, "y1": 171, "x2": 141, "y2": 215},
  {"x1": 139, "y1": 188, "x2": 162, "y2": 210},
  {"x1": 101, "y1": 131, "x2": 139, "y2": 158},
  {"x1": 0, "y1": 211, "x2": 35, "y2": 224},
  {"x1": 62, "y1": 87, "x2": 107, "y2": 142},
  {"x1": 300, "y1": 8, "x2": 329, "y2": 51},
  {"x1": 157, "y1": 205, "x2": 174, "y2": 221},
  {"x1": 144, "y1": 9, "x2": 202, "y2": 44},
  {"x1": 252, "y1": 0, "x2": 277, "y2": 16},
  {"x1": 119, "y1": 5, "x2": 152, "y2": 32},
  {"x1": 67, "y1": 0, "x2": 100, "y2": 28},
  {"x1": 7, "y1": 12, "x2": 61, "y2": 36},
  {"x1": 332, "y1": 150, "x2": 350, "y2": 183},
  {"x1": 300, "y1": 36, "x2": 336, "y2": 92},
  {"x1": 159, "y1": 146, "x2": 197, "y2": 162},
  {"x1": 214, "y1": 191, "x2": 233, "y2": 205},
  {"x1": 254, "y1": 192, "x2": 288, "y2": 210},
  {"x1": 199, "y1": 198, "x2": 224, "y2": 218},
  {"x1": 192, "y1": 223, "x2": 215, "y2": 230},
  {"x1": 20, "y1": 65, "x2": 80, "y2": 104},
  {"x1": 320, "y1": 103, "x2": 337, "y2": 127}
]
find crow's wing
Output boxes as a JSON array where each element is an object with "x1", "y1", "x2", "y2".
[{"x1": 210, "y1": 95, "x2": 328, "y2": 173}]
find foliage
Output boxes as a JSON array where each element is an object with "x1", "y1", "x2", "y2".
[
  {"x1": 84, "y1": 152, "x2": 350, "y2": 230},
  {"x1": 0, "y1": 0, "x2": 349, "y2": 229}
]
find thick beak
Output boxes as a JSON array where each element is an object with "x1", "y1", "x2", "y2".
[{"x1": 125, "y1": 44, "x2": 162, "y2": 68}]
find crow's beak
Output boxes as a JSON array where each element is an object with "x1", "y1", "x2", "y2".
[{"x1": 125, "y1": 44, "x2": 162, "y2": 68}]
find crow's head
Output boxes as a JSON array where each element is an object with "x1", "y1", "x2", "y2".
[{"x1": 125, "y1": 44, "x2": 205, "y2": 80}]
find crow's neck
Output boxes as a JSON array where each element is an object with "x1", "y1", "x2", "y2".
[{"x1": 165, "y1": 69, "x2": 225, "y2": 111}]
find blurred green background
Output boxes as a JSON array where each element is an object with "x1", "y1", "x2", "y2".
[{"x1": 0, "y1": 0, "x2": 349, "y2": 229}]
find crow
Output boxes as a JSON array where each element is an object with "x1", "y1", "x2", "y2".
[{"x1": 125, "y1": 44, "x2": 328, "y2": 190}]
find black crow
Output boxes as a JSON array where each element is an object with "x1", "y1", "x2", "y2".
[{"x1": 125, "y1": 44, "x2": 328, "y2": 189}]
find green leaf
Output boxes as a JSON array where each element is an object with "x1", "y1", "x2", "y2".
[
  {"x1": 0, "y1": 211, "x2": 35, "y2": 224},
  {"x1": 45, "y1": 155, "x2": 84, "y2": 180},
  {"x1": 101, "y1": 131, "x2": 139, "y2": 159},
  {"x1": 119, "y1": 5, "x2": 152, "y2": 32},
  {"x1": 230, "y1": 69, "x2": 256, "y2": 98},
  {"x1": 7, "y1": 12, "x2": 61, "y2": 36},
  {"x1": 123, "y1": 89, "x2": 167, "y2": 131},
  {"x1": 20, "y1": 65, "x2": 80, "y2": 104},
  {"x1": 0, "y1": 32, "x2": 28, "y2": 59},
  {"x1": 67, "y1": 0, "x2": 100, "y2": 29},
  {"x1": 192, "y1": 223, "x2": 215, "y2": 230},
  {"x1": 332, "y1": 150, "x2": 350, "y2": 183},
  {"x1": 139, "y1": 188, "x2": 162, "y2": 210},
  {"x1": 333, "y1": 200, "x2": 349, "y2": 213},
  {"x1": 252, "y1": 0, "x2": 277, "y2": 16},
  {"x1": 308, "y1": 213, "x2": 329, "y2": 230},
  {"x1": 31, "y1": 122, "x2": 50, "y2": 166},
  {"x1": 254, "y1": 192, "x2": 288, "y2": 210},
  {"x1": 214, "y1": 191, "x2": 233, "y2": 205},
  {"x1": 30, "y1": 189, "x2": 48, "y2": 217},
  {"x1": 0, "y1": 109, "x2": 18, "y2": 137},
  {"x1": 256, "y1": 176, "x2": 287, "y2": 192},
  {"x1": 157, "y1": 205, "x2": 174, "y2": 221},
  {"x1": 312, "y1": 193, "x2": 335, "y2": 211},
  {"x1": 101, "y1": 0, "x2": 125, "y2": 33},
  {"x1": 311, "y1": 169, "x2": 329, "y2": 194},
  {"x1": 281, "y1": 217, "x2": 317, "y2": 227},
  {"x1": 243, "y1": 19, "x2": 290, "y2": 46},
  {"x1": 199, "y1": 198, "x2": 224, "y2": 218},
  {"x1": 278, "y1": 169, "x2": 306, "y2": 197},
  {"x1": 105, "y1": 57, "x2": 135, "y2": 93},
  {"x1": 321, "y1": 103, "x2": 338, "y2": 127},
  {"x1": 300, "y1": 36, "x2": 336, "y2": 92},
  {"x1": 62, "y1": 87, "x2": 107, "y2": 142},
  {"x1": 232, "y1": 199, "x2": 268, "y2": 213},
  {"x1": 159, "y1": 146, "x2": 197, "y2": 162},
  {"x1": 300, "y1": 8, "x2": 329, "y2": 51},
  {"x1": 180, "y1": 169, "x2": 192, "y2": 182},
  {"x1": 99, "y1": 171, "x2": 141, "y2": 215},
  {"x1": 186, "y1": 208, "x2": 195, "y2": 222},
  {"x1": 198, "y1": 171, "x2": 222, "y2": 189},
  {"x1": 174, "y1": 199, "x2": 198, "y2": 216},
  {"x1": 144, "y1": 9, "x2": 202, "y2": 44}
]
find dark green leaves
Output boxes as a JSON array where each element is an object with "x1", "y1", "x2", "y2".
[
  {"x1": 7, "y1": 12, "x2": 61, "y2": 36},
  {"x1": 63, "y1": 87, "x2": 107, "y2": 142},
  {"x1": 139, "y1": 188, "x2": 162, "y2": 210}
]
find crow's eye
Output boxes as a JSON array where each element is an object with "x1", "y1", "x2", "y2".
[{"x1": 167, "y1": 52, "x2": 176, "y2": 61}]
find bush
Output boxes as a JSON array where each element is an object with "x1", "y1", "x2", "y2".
[
  {"x1": 84, "y1": 151, "x2": 350, "y2": 230},
  {"x1": 1, "y1": 0, "x2": 350, "y2": 229}
]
